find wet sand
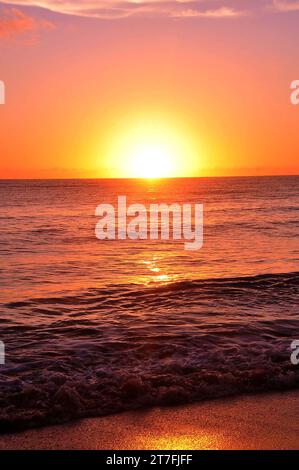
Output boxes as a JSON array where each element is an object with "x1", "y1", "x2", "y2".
[{"x1": 1, "y1": 391, "x2": 298, "y2": 450}]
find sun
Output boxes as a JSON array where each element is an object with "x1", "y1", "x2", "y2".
[
  {"x1": 127, "y1": 141, "x2": 175, "y2": 178},
  {"x1": 103, "y1": 115, "x2": 199, "y2": 178}
]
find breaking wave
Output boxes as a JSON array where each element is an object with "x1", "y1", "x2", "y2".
[{"x1": 0, "y1": 271, "x2": 298, "y2": 431}]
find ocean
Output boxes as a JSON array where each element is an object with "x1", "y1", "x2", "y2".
[{"x1": 0, "y1": 176, "x2": 298, "y2": 430}]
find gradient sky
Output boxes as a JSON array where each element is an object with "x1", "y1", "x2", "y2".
[{"x1": 0, "y1": 0, "x2": 298, "y2": 178}]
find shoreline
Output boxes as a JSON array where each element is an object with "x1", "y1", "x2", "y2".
[{"x1": 1, "y1": 390, "x2": 298, "y2": 450}]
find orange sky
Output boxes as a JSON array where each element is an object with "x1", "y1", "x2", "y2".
[{"x1": 0, "y1": 1, "x2": 298, "y2": 178}]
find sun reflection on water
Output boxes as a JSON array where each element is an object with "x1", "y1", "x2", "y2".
[
  {"x1": 138, "y1": 433, "x2": 219, "y2": 450},
  {"x1": 136, "y1": 256, "x2": 178, "y2": 286}
]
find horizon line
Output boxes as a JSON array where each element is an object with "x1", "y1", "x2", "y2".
[{"x1": 0, "y1": 174, "x2": 298, "y2": 181}]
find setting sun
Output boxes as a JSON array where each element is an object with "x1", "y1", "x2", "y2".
[
  {"x1": 103, "y1": 117, "x2": 199, "y2": 178},
  {"x1": 126, "y1": 141, "x2": 176, "y2": 178}
]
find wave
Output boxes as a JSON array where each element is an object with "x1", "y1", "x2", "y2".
[{"x1": 0, "y1": 271, "x2": 298, "y2": 432}]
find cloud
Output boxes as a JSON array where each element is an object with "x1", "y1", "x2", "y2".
[
  {"x1": 0, "y1": 1, "x2": 247, "y2": 20},
  {"x1": 2, "y1": 1, "x2": 299, "y2": 20},
  {"x1": 272, "y1": 0, "x2": 299, "y2": 11},
  {"x1": 172, "y1": 6, "x2": 244, "y2": 18},
  {"x1": 0, "y1": 7, "x2": 54, "y2": 39}
]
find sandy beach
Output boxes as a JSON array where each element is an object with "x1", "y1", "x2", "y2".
[{"x1": 1, "y1": 391, "x2": 298, "y2": 450}]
